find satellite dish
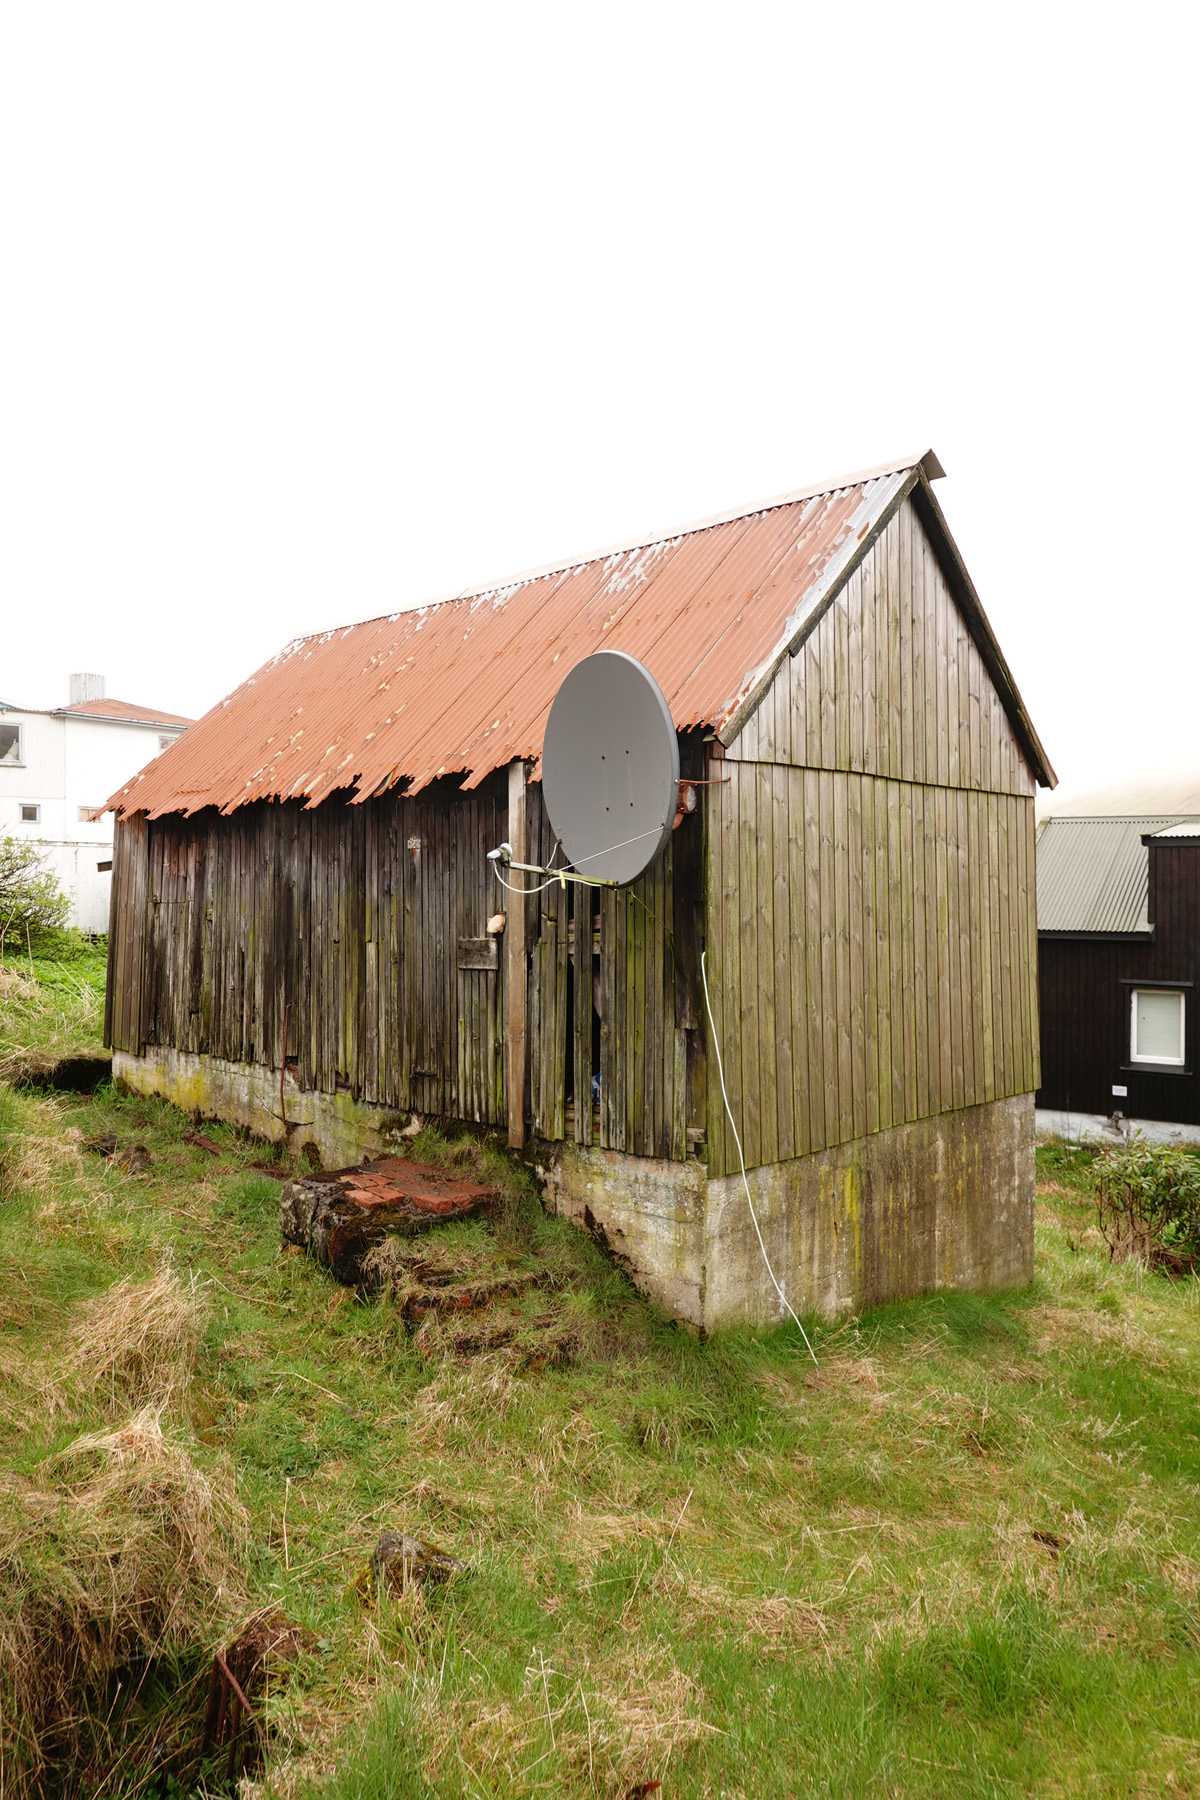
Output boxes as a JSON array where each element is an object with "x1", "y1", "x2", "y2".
[{"x1": 542, "y1": 651, "x2": 680, "y2": 886}]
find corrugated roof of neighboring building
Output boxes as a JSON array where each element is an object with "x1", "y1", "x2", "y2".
[
  {"x1": 1146, "y1": 822, "x2": 1200, "y2": 842},
  {"x1": 105, "y1": 451, "x2": 1053, "y2": 820},
  {"x1": 1037, "y1": 816, "x2": 1200, "y2": 933},
  {"x1": 58, "y1": 699, "x2": 193, "y2": 727}
]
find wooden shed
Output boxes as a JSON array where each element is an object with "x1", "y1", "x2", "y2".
[{"x1": 103, "y1": 452, "x2": 1055, "y2": 1327}]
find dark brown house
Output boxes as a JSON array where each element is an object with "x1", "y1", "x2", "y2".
[
  {"x1": 1037, "y1": 816, "x2": 1200, "y2": 1135},
  {"x1": 103, "y1": 453, "x2": 1055, "y2": 1327}
]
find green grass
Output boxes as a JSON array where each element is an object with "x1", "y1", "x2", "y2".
[
  {"x1": 0, "y1": 935, "x2": 107, "y2": 1080},
  {"x1": 1, "y1": 1027, "x2": 1199, "y2": 1794}
]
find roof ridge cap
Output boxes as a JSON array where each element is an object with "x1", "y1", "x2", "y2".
[{"x1": 288, "y1": 450, "x2": 943, "y2": 645}]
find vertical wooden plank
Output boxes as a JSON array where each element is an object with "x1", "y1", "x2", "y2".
[
  {"x1": 872, "y1": 773, "x2": 892, "y2": 1132},
  {"x1": 702, "y1": 772, "x2": 724, "y2": 1175},
  {"x1": 786, "y1": 766, "x2": 810, "y2": 1157},
  {"x1": 1025, "y1": 799, "x2": 1041, "y2": 1092},
  {"x1": 713, "y1": 758, "x2": 741, "y2": 1174},
  {"x1": 659, "y1": 842, "x2": 674, "y2": 1160},
  {"x1": 909, "y1": 783, "x2": 928, "y2": 1119},
  {"x1": 998, "y1": 792, "x2": 1014, "y2": 1099},
  {"x1": 934, "y1": 547, "x2": 950, "y2": 790},
  {"x1": 944, "y1": 786, "x2": 962, "y2": 1109},
  {"x1": 506, "y1": 762, "x2": 528, "y2": 1147},
  {"x1": 885, "y1": 781, "x2": 905, "y2": 1128},
  {"x1": 898, "y1": 779, "x2": 916, "y2": 1125},
  {"x1": 804, "y1": 630, "x2": 823, "y2": 770},
  {"x1": 887, "y1": 513, "x2": 903, "y2": 783},
  {"x1": 626, "y1": 879, "x2": 642, "y2": 1156},
  {"x1": 771, "y1": 764, "x2": 794, "y2": 1162},
  {"x1": 920, "y1": 521, "x2": 937, "y2": 788},
  {"x1": 814, "y1": 772, "x2": 834, "y2": 1146},
  {"x1": 832, "y1": 772, "x2": 852, "y2": 1145},
  {"x1": 978, "y1": 793, "x2": 997, "y2": 1102},
  {"x1": 834, "y1": 594, "x2": 850, "y2": 774},
  {"x1": 865, "y1": 547, "x2": 881, "y2": 777},
  {"x1": 649, "y1": 856, "x2": 663, "y2": 1158},
  {"x1": 955, "y1": 788, "x2": 975, "y2": 1109},
  {"x1": 861, "y1": 777, "x2": 879, "y2": 1137},
  {"x1": 847, "y1": 772, "x2": 865, "y2": 1140},
  {"x1": 848, "y1": 564, "x2": 865, "y2": 775},
  {"x1": 817, "y1": 611, "x2": 836, "y2": 771},
  {"x1": 754, "y1": 761, "x2": 779, "y2": 1167},
  {"x1": 899, "y1": 503, "x2": 914, "y2": 784},
  {"x1": 737, "y1": 764, "x2": 762, "y2": 1168},
  {"x1": 799, "y1": 769, "x2": 822, "y2": 1154}
]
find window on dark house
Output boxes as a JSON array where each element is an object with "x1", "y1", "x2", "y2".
[{"x1": 1130, "y1": 989, "x2": 1186, "y2": 1065}]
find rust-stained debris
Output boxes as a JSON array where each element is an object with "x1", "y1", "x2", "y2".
[
  {"x1": 104, "y1": 455, "x2": 973, "y2": 820},
  {"x1": 280, "y1": 1156, "x2": 502, "y2": 1284},
  {"x1": 200, "y1": 1610, "x2": 313, "y2": 1782}
]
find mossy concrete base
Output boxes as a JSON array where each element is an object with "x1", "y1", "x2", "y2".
[
  {"x1": 551, "y1": 1094, "x2": 1034, "y2": 1329},
  {"x1": 114, "y1": 1047, "x2": 1033, "y2": 1329},
  {"x1": 112, "y1": 1047, "x2": 414, "y2": 1169},
  {"x1": 547, "y1": 1147, "x2": 710, "y2": 1328}
]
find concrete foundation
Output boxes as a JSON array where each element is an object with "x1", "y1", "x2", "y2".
[
  {"x1": 112, "y1": 1047, "x2": 414, "y2": 1169},
  {"x1": 114, "y1": 1047, "x2": 1033, "y2": 1329},
  {"x1": 552, "y1": 1094, "x2": 1034, "y2": 1329},
  {"x1": 1036, "y1": 1108, "x2": 1200, "y2": 1149}
]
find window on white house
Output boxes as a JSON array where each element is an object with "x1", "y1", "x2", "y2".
[
  {"x1": 1131, "y1": 989, "x2": 1186, "y2": 1065},
  {"x1": 0, "y1": 724, "x2": 22, "y2": 765},
  {"x1": 78, "y1": 806, "x2": 97, "y2": 821},
  {"x1": 20, "y1": 803, "x2": 40, "y2": 823}
]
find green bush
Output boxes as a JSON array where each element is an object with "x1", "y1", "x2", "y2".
[
  {"x1": 1094, "y1": 1134, "x2": 1200, "y2": 1269},
  {"x1": 0, "y1": 839, "x2": 69, "y2": 949}
]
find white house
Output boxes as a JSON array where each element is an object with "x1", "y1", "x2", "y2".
[{"x1": 0, "y1": 675, "x2": 192, "y2": 933}]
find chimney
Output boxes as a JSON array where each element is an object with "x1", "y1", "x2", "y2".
[{"x1": 69, "y1": 674, "x2": 105, "y2": 705}]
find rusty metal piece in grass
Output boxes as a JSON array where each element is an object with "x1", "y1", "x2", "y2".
[{"x1": 201, "y1": 1649, "x2": 263, "y2": 1780}]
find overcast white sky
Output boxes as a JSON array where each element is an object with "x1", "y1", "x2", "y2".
[{"x1": 1, "y1": 2, "x2": 1196, "y2": 804}]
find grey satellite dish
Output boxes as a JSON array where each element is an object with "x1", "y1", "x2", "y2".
[{"x1": 542, "y1": 650, "x2": 679, "y2": 886}]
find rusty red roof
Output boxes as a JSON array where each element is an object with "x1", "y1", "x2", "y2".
[
  {"x1": 60, "y1": 699, "x2": 193, "y2": 727},
  {"x1": 106, "y1": 452, "x2": 1051, "y2": 819}
]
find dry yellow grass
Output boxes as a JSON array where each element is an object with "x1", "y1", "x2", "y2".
[
  {"x1": 65, "y1": 1267, "x2": 206, "y2": 1414},
  {"x1": 0, "y1": 1406, "x2": 248, "y2": 1791}
]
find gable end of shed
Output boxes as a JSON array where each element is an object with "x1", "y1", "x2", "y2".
[{"x1": 723, "y1": 483, "x2": 1052, "y2": 796}]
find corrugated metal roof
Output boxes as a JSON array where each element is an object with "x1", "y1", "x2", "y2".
[
  {"x1": 106, "y1": 452, "x2": 1047, "y2": 820},
  {"x1": 1146, "y1": 822, "x2": 1200, "y2": 841},
  {"x1": 1036, "y1": 816, "x2": 1200, "y2": 932}
]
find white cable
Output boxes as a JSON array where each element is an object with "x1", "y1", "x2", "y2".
[
  {"x1": 700, "y1": 949, "x2": 817, "y2": 1364},
  {"x1": 491, "y1": 867, "x2": 561, "y2": 897},
  {"x1": 569, "y1": 822, "x2": 666, "y2": 868}
]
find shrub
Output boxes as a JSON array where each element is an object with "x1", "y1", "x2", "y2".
[
  {"x1": 1094, "y1": 1134, "x2": 1200, "y2": 1270},
  {"x1": 0, "y1": 838, "x2": 69, "y2": 950}
]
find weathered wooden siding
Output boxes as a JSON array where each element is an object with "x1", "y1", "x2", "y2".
[
  {"x1": 726, "y1": 497, "x2": 1034, "y2": 801},
  {"x1": 706, "y1": 490, "x2": 1040, "y2": 1181},
  {"x1": 704, "y1": 764, "x2": 1039, "y2": 1179},
  {"x1": 524, "y1": 783, "x2": 705, "y2": 1161},
  {"x1": 106, "y1": 772, "x2": 706, "y2": 1158},
  {"x1": 108, "y1": 778, "x2": 510, "y2": 1128}
]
